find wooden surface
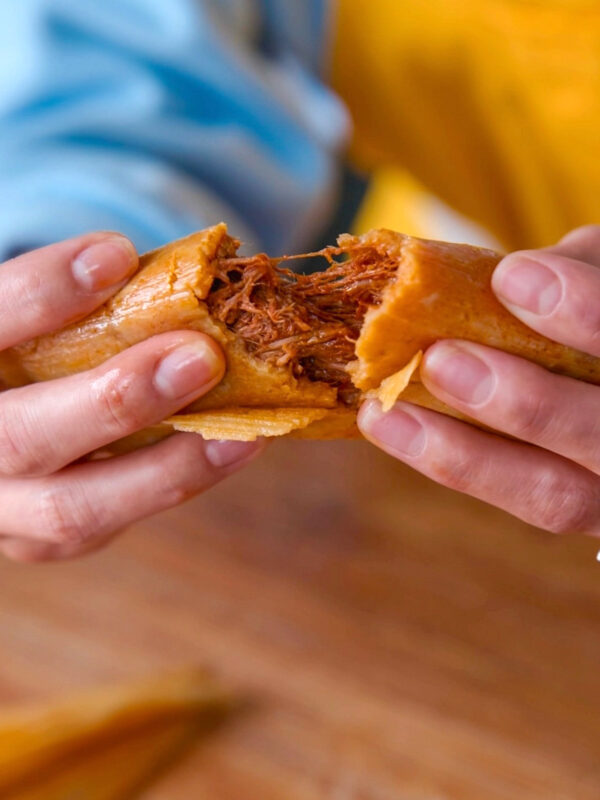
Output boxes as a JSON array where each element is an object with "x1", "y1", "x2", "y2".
[{"x1": 1, "y1": 438, "x2": 599, "y2": 799}]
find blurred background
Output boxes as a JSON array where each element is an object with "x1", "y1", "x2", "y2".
[{"x1": 1, "y1": 1, "x2": 600, "y2": 797}]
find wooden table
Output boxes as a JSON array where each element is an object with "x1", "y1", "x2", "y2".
[{"x1": 0, "y1": 438, "x2": 599, "y2": 799}]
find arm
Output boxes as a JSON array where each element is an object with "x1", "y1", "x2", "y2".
[{"x1": 0, "y1": 0, "x2": 347, "y2": 255}]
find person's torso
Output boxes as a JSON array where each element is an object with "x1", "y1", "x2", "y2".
[{"x1": 332, "y1": 0, "x2": 600, "y2": 249}]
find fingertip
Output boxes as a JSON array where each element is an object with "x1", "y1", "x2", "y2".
[
  {"x1": 153, "y1": 334, "x2": 225, "y2": 401},
  {"x1": 358, "y1": 399, "x2": 426, "y2": 458},
  {"x1": 491, "y1": 251, "x2": 562, "y2": 316},
  {"x1": 203, "y1": 437, "x2": 265, "y2": 470},
  {"x1": 71, "y1": 235, "x2": 138, "y2": 294},
  {"x1": 491, "y1": 250, "x2": 529, "y2": 295},
  {"x1": 357, "y1": 397, "x2": 383, "y2": 434},
  {"x1": 421, "y1": 341, "x2": 496, "y2": 407},
  {"x1": 558, "y1": 224, "x2": 600, "y2": 247},
  {"x1": 196, "y1": 332, "x2": 227, "y2": 376},
  {"x1": 422, "y1": 338, "x2": 459, "y2": 368}
]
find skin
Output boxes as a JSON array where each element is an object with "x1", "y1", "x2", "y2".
[
  {"x1": 0, "y1": 233, "x2": 263, "y2": 563},
  {"x1": 359, "y1": 225, "x2": 600, "y2": 537}
]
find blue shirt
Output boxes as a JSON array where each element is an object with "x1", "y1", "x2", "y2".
[{"x1": 0, "y1": 0, "x2": 348, "y2": 256}]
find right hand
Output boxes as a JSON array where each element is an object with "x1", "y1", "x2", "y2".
[
  {"x1": 358, "y1": 225, "x2": 600, "y2": 539},
  {"x1": 0, "y1": 233, "x2": 262, "y2": 563}
]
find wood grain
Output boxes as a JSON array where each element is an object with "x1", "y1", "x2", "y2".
[{"x1": 0, "y1": 439, "x2": 599, "y2": 799}]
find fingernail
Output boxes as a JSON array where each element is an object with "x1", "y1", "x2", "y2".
[
  {"x1": 425, "y1": 343, "x2": 495, "y2": 405},
  {"x1": 72, "y1": 236, "x2": 137, "y2": 292},
  {"x1": 205, "y1": 439, "x2": 262, "y2": 468},
  {"x1": 359, "y1": 401, "x2": 426, "y2": 457},
  {"x1": 154, "y1": 341, "x2": 223, "y2": 399},
  {"x1": 493, "y1": 256, "x2": 562, "y2": 315}
]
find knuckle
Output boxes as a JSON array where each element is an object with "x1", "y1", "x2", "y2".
[
  {"x1": 36, "y1": 482, "x2": 101, "y2": 544},
  {"x1": 430, "y1": 452, "x2": 479, "y2": 494},
  {"x1": 26, "y1": 295, "x2": 54, "y2": 329},
  {"x1": 160, "y1": 482, "x2": 190, "y2": 508},
  {"x1": 574, "y1": 296, "x2": 600, "y2": 346},
  {"x1": 21, "y1": 274, "x2": 55, "y2": 329},
  {"x1": 154, "y1": 465, "x2": 197, "y2": 508},
  {"x1": 532, "y1": 471, "x2": 597, "y2": 535},
  {"x1": 148, "y1": 437, "x2": 208, "y2": 508},
  {"x1": 92, "y1": 369, "x2": 146, "y2": 436},
  {"x1": 506, "y1": 392, "x2": 554, "y2": 442},
  {"x1": 0, "y1": 404, "x2": 47, "y2": 476}
]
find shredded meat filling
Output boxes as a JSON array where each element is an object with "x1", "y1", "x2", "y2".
[{"x1": 206, "y1": 246, "x2": 396, "y2": 404}]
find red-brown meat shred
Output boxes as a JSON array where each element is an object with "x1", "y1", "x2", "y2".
[{"x1": 206, "y1": 246, "x2": 396, "y2": 404}]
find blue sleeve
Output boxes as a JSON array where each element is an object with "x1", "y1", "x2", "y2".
[{"x1": 0, "y1": 0, "x2": 348, "y2": 256}]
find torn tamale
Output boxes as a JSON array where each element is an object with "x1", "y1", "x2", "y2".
[{"x1": 1, "y1": 223, "x2": 599, "y2": 443}]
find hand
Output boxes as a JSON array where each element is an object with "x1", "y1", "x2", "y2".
[
  {"x1": 0, "y1": 233, "x2": 262, "y2": 562},
  {"x1": 358, "y1": 225, "x2": 600, "y2": 537}
]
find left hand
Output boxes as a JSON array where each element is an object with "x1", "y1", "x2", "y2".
[
  {"x1": 0, "y1": 233, "x2": 263, "y2": 563},
  {"x1": 358, "y1": 225, "x2": 600, "y2": 536}
]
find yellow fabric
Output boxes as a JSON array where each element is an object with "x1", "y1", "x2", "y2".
[
  {"x1": 332, "y1": 0, "x2": 600, "y2": 249},
  {"x1": 353, "y1": 166, "x2": 503, "y2": 247},
  {"x1": 353, "y1": 168, "x2": 433, "y2": 239}
]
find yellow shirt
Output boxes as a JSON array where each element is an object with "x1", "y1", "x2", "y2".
[{"x1": 332, "y1": 0, "x2": 600, "y2": 249}]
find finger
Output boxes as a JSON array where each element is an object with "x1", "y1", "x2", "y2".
[
  {"x1": 421, "y1": 340, "x2": 600, "y2": 473},
  {"x1": 0, "y1": 330, "x2": 225, "y2": 476},
  {"x1": 551, "y1": 225, "x2": 600, "y2": 266},
  {"x1": 0, "y1": 432, "x2": 264, "y2": 549},
  {"x1": 492, "y1": 232, "x2": 600, "y2": 356},
  {"x1": 0, "y1": 232, "x2": 138, "y2": 350},
  {"x1": 358, "y1": 400, "x2": 600, "y2": 536},
  {"x1": 0, "y1": 530, "x2": 124, "y2": 563}
]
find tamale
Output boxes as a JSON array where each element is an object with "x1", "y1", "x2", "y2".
[
  {"x1": 1, "y1": 223, "x2": 599, "y2": 443},
  {"x1": 5, "y1": 720, "x2": 204, "y2": 800},
  {"x1": 0, "y1": 669, "x2": 230, "y2": 796}
]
